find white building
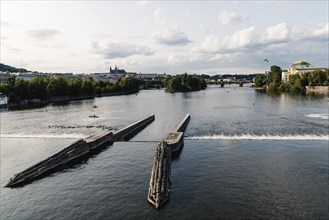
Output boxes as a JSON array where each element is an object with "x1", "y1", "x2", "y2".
[
  {"x1": 282, "y1": 61, "x2": 326, "y2": 83},
  {"x1": 0, "y1": 93, "x2": 8, "y2": 106},
  {"x1": 136, "y1": 73, "x2": 167, "y2": 80}
]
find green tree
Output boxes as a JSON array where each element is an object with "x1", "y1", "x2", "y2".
[
  {"x1": 14, "y1": 78, "x2": 30, "y2": 100},
  {"x1": 254, "y1": 74, "x2": 267, "y2": 88},
  {"x1": 68, "y1": 78, "x2": 83, "y2": 96},
  {"x1": 289, "y1": 74, "x2": 305, "y2": 93},
  {"x1": 30, "y1": 77, "x2": 49, "y2": 99},
  {"x1": 266, "y1": 65, "x2": 282, "y2": 85},
  {"x1": 82, "y1": 77, "x2": 96, "y2": 95},
  {"x1": 47, "y1": 76, "x2": 69, "y2": 96},
  {"x1": 119, "y1": 77, "x2": 140, "y2": 91},
  {"x1": 0, "y1": 83, "x2": 9, "y2": 95}
]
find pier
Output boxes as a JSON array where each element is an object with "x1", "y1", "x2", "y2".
[
  {"x1": 6, "y1": 115, "x2": 155, "y2": 187},
  {"x1": 147, "y1": 114, "x2": 190, "y2": 208}
]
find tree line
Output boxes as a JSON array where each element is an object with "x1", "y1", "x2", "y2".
[
  {"x1": 164, "y1": 73, "x2": 207, "y2": 93},
  {"x1": 0, "y1": 76, "x2": 140, "y2": 103},
  {"x1": 254, "y1": 65, "x2": 329, "y2": 93}
]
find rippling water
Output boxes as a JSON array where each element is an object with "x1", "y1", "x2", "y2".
[{"x1": 1, "y1": 85, "x2": 328, "y2": 219}]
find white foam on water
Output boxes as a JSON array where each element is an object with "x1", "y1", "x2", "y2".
[
  {"x1": 305, "y1": 114, "x2": 329, "y2": 120},
  {"x1": 186, "y1": 134, "x2": 328, "y2": 141},
  {"x1": 0, "y1": 133, "x2": 85, "y2": 139}
]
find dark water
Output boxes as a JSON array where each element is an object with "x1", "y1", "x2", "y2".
[{"x1": 1, "y1": 85, "x2": 328, "y2": 219}]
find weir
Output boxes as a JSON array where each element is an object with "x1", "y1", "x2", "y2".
[
  {"x1": 6, "y1": 115, "x2": 155, "y2": 188},
  {"x1": 147, "y1": 114, "x2": 190, "y2": 209}
]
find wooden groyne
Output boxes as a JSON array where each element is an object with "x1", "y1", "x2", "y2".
[
  {"x1": 147, "y1": 114, "x2": 190, "y2": 209},
  {"x1": 5, "y1": 115, "x2": 155, "y2": 188},
  {"x1": 147, "y1": 141, "x2": 171, "y2": 209}
]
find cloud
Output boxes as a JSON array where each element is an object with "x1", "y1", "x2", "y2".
[
  {"x1": 218, "y1": 11, "x2": 249, "y2": 25},
  {"x1": 264, "y1": 23, "x2": 290, "y2": 43},
  {"x1": 91, "y1": 41, "x2": 153, "y2": 59},
  {"x1": 311, "y1": 23, "x2": 329, "y2": 37},
  {"x1": 199, "y1": 23, "x2": 292, "y2": 54},
  {"x1": 27, "y1": 29, "x2": 60, "y2": 40},
  {"x1": 1, "y1": 21, "x2": 10, "y2": 26},
  {"x1": 152, "y1": 27, "x2": 191, "y2": 46},
  {"x1": 167, "y1": 54, "x2": 204, "y2": 65},
  {"x1": 154, "y1": 8, "x2": 165, "y2": 25},
  {"x1": 138, "y1": 0, "x2": 149, "y2": 6}
]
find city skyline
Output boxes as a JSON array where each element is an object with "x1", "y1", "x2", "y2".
[{"x1": 1, "y1": 1, "x2": 328, "y2": 74}]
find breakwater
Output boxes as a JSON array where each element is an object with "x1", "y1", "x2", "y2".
[
  {"x1": 147, "y1": 114, "x2": 190, "y2": 208},
  {"x1": 5, "y1": 115, "x2": 155, "y2": 187}
]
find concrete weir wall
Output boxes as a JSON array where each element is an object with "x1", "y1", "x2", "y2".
[
  {"x1": 175, "y1": 114, "x2": 191, "y2": 132},
  {"x1": 6, "y1": 115, "x2": 155, "y2": 188},
  {"x1": 113, "y1": 115, "x2": 155, "y2": 141}
]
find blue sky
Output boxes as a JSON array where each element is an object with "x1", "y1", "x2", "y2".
[{"x1": 1, "y1": 1, "x2": 328, "y2": 74}]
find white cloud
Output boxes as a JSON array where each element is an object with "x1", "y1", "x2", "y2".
[
  {"x1": 167, "y1": 54, "x2": 204, "y2": 65},
  {"x1": 228, "y1": 26, "x2": 261, "y2": 48},
  {"x1": 264, "y1": 23, "x2": 290, "y2": 43},
  {"x1": 27, "y1": 29, "x2": 60, "y2": 41},
  {"x1": 152, "y1": 26, "x2": 191, "y2": 46},
  {"x1": 91, "y1": 41, "x2": 153, "y2": 59},
  {"x1": 199, "y1": 34, "x2": 222, "y2": 53},
  {"x1": 154, "y1": 8, "x2": 165, "y2": 25},
  {"x1": 125, "y1": 59, "x2": 139, "y2": 66},
  {"x1": 310, "y1": 23, "x2": 329, "y2": 40},
  {"x1": 138, "y1": 1, "x2": 149, "y2": 6},
  {"x1": 291, "y1": 22, "x2": 328, "y2": 41},
  {"x1": 218, "y1": 11, "x2": 249, "y2": 25},
  {"x1": 1, "y1": 21, "x2": 10, "y2": 26},
  {"x1": 199, "y1": 23, "x2": 292, "y2": 54}
]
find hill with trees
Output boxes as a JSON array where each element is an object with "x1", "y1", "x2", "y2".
[{"x1": 0, "y1": 63, "x2": 30, "y2": 73}]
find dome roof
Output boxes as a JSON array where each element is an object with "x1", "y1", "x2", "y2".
[{"x1": 290, "y1": 61, "x2": 313, "y2": 69}]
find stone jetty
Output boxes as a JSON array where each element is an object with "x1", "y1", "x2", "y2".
[
  {"x1": 6, "y1": 115, "x2": 155, "y2": 187},
  {"x1": 147, "y1": 114, "x2": 190, "y2": 208}
]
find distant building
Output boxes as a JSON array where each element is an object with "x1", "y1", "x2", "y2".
[
  {"x1": 0, "y1": 93, "x2": 8, "y2": 106},
  {"x1": 282, "y1": 61, "x2": 326, "y2": 83},
  {"x1": 0, "y1": 72, "x2": 11, "y2": 82},
  {"x1": 110, "y1": 66, "x2": 126, "y2": 75},
  {"x1": 136, "y1": 73, "x2": 166, "y2": 80},
  {"x1": 17, "y1": 72, "x2": 46, "y2": 81},
  {"x1": 91, "y1": 73, "x2": 118, "y2": 84}
]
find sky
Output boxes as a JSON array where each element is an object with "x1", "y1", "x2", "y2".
[{"x1": 1, "y1": 0, "x2": 328, "y2": 75}]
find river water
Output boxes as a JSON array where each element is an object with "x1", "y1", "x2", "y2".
[{"x1": 1, "y1": 85, "x2": 328, "y2": 219}]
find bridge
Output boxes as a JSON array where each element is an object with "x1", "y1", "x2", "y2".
[{"x1": 207, "y1": 80, "x2": 253, "y2": 87}]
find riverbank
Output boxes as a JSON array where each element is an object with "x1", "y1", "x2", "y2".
[
  {"x1": 306, "y1": 86, "x2": 329, "y2": 94},
  {"x1": 2, "y1": 89, "x2": 139, "y2": 110}
]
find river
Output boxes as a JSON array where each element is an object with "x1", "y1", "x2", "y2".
[{"x1": 1, "y1": 85, "x2": 328, "y2": 219}]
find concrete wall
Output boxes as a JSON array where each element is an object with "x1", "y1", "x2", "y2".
[{"x1": 306, "y1": 86, "x2": 329, "y2": 93}]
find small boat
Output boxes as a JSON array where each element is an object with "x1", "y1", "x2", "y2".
[
  {"x1": 91, "y1": 105, "x2": 98, "y2": 108},
  {"x1": 89, "y1": 115, "x2": 99, "y2": 118}
]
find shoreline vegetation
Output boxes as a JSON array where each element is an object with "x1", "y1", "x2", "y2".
[
  {"x1": 254, "y1": 65, "x2": 329, "y2": 94},
  {"x1": 0, "y1": 75, "x2": 141, "y2": 108}
]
